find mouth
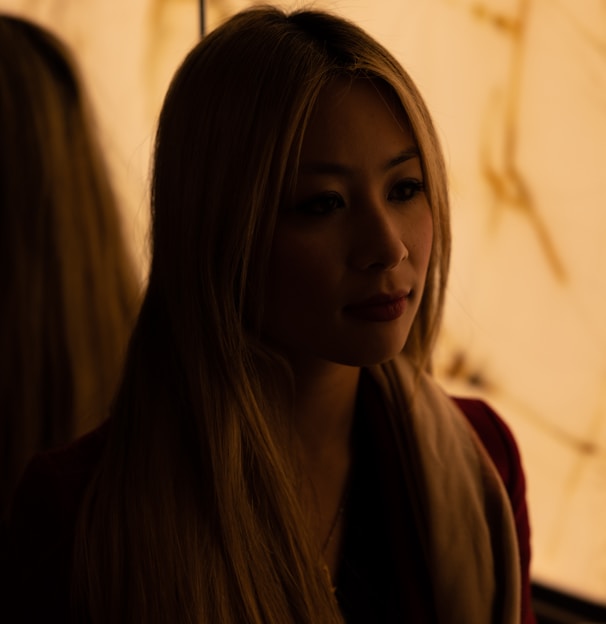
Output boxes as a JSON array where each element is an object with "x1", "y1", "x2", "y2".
[{"x1": 344, "y1": 291, "x2": 411, "y2": 322}]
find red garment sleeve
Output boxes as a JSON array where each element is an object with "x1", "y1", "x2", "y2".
[{"x1": 453, "y1": 397, "x2": 536, "y2": 624}]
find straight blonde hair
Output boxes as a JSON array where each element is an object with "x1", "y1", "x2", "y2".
[{"x1": 74, "y1": 6, "x2": 451, "y2": 622}]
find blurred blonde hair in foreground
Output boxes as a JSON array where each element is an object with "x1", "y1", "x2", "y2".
[{"x1": 0, "y1": 14, "x2": 140, "y2": 521}]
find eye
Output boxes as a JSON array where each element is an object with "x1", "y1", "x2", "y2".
[
  {"x1": 388, "y1": 179, "x2": 425, "y2": 203},
  {"x1": 295, "y1": 192, "x2": 345, "y2": 216}
]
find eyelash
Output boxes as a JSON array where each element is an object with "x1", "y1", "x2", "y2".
[
  {"x1": 388, "y1": 179, "x2": 425, "y2": 203},
  {"x1": 295, "y1": 179, "x2": 425, "y2": 216},
  {"x1": 296, "y1": 192, "x2": 344, "y2": 216}
]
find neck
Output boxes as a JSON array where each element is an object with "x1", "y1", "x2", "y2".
[
  {"x1": 292, "y1": 362, "x2": 360, "y2": 462},
  {"x1": 289, "y1": 361, "x2": 360, "y2": 579}
]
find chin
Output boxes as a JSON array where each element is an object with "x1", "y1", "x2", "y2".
[
  {"x1": 332, "y1": 342, "x2": 407, "y2": 368},
  {"x1": 353, "y1": 332, "x2": 410, "y2": 367}
]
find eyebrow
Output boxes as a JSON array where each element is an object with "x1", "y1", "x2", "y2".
[
  {"x1": 384, "y1": 147, "x2": 420, "y2": 170},
  {"x1": 298, "y1": 147, "x2": 420, "y2": 176}
]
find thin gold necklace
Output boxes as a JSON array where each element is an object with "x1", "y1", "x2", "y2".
[
  {"x1": 322, "y1": 499, "x2": 347, "y2": 554},
  {"x1": 320, "y1": 485, "x2": 350, "y2": 592}
]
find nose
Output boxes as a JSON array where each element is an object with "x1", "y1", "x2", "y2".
[{"x1": 348, "y1": 201, "x2": 409, "y2": 271}]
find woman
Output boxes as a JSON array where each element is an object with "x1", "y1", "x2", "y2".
[
  {"x1": 7, "y1": 7, "x2": 534, "y2": 623},
  {"x1": 0, "y1": 16, "x2": 140, "y2": 524}
]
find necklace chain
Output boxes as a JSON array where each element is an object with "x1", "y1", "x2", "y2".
[
  {"x1": 321, "y1": 500, "x2": 346, "y2": 554},
  {"x1": 319, "y1": 474, "x2": 352, "y2": 593}
]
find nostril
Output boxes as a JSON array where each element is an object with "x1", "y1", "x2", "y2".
[{"x1": 356, "y1": 241, "x2": 409, "y2": 271}]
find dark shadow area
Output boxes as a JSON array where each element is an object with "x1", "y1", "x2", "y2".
[{"x1": 533, "y1": 583, "x2": 606, "y2": 623}]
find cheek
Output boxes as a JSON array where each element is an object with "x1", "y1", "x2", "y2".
[
  {"x1": 265, "y1": 232, "x2": 334, "y2": 315},
  {"x1": 410, "y1": 208, "x2": 434, "y2": 271}
]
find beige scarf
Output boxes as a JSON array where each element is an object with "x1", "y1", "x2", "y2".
[{"x1": 368, "y1": 355, "x2": 521, "y2": 623}]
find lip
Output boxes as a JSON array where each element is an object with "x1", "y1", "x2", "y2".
[{"x1": 344, "y1": 291, "x2": 411, "y2": 322}]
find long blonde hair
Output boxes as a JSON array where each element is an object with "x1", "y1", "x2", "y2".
[
  {"x1": 74, "y1": 6, "x2": 450, "y2": 622},
  {"x1": 0, "y1": 16, "x2": 140, "y2": 521}
]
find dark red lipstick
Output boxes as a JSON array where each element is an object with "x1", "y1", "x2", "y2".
[{"x1": 344, "y1": 292, "x2": 410, "y2": 322}]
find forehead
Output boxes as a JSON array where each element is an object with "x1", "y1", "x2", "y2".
[{"x1": 299, "y1": 77, "x2": 417, "y2": 165}]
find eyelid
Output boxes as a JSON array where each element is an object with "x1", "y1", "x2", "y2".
[
  {"x1": 295, "y1": 191, "x2": 345, "y2": 215},
  {"x1": 388, "y1": 178, "x2": 425, "y2": 201}
]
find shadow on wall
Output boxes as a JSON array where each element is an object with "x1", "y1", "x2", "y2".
[{"x1": 532, "y1": 583, "x2": 606, "y2": 624}]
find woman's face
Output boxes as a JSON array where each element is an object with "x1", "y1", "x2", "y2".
[{"x1": 263, "y1": 78, "x2": 433, "y2": 370}]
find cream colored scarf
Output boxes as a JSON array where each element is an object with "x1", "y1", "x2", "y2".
[{"x1": 368, "y1": 355, "x2": 521, "y2": 623}]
